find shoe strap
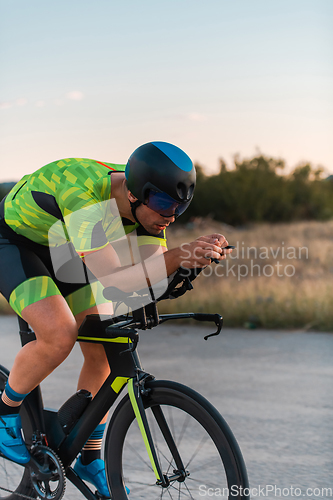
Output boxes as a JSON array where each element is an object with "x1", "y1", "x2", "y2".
[{"x1": 0, "y1": 416, "x2": 17, "y2": 439}]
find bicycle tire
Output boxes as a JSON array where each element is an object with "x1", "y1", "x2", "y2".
[
  {"x1": 0, "y1": 366, "x2": 35, "y2": 500},
  {"x1": 105, "y1": 379, "x2": 249, "y2": 500}
]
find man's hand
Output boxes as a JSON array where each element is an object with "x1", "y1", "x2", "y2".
[
  {"x1": 179, "y1": 240, "x2": 220, "y2": 268},
  {"x1": 179, "y1": 233, "x2": 233, "y2": 268},
  {"x1": 195, "y1": 234, "x2": 233, "y2": 258}
]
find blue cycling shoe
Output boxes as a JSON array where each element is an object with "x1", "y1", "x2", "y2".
[
  {"x1": 74, "y1": 456, "x2": 111, "y2": 497},
  {"x1": 74, "y1": 455, "x2": 130, "y2": 497},
  {"x1": 0, "y1": 414, "x2": 30, "y2": 464}
]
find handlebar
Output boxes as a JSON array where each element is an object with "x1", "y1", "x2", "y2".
[
  {"x1": 101, "y1": 244, "x2": 236, "y2": 344},
  {"x1": 159, "y1": 312, "x2": 223, "y2": 340},
  {"x1": 102, "y1": 261, "x2": 225, "y2": 344},
  {"x1": 104, "y1": 311, "x2": 223, "y2": 349}
]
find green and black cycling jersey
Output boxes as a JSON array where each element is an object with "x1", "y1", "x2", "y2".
[
  {"x1": 0, "y1": 158, "x2": 166, "y2": 318},
  {"x1": 4, "y1": 157, "x2": 166, "y2": 254}
]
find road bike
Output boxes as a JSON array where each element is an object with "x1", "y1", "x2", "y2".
[{"x1": 0, "y1": 266, "x2": 250, "y2": 500}]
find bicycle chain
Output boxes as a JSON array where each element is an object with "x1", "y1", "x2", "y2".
[{"x1": 0, "y1": 485, "x2": 37, "y2": 500}]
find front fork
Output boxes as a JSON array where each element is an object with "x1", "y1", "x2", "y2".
[{"x1": 127, "y1": 376, "x2": 188, "y2": 488}]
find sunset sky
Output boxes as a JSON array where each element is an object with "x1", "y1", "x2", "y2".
[{"x1": 1, "y1": 0, "x2": 332, "y2": 182}]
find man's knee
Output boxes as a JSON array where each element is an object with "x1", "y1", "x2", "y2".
[
  {"x1": 22, "y1": 296, "x2": 79, "y2": 364},
  {"x1": 37, "y1": 320, "x2": 78, "y2": 366},
  {"x1": 81, "y1": 343, "x2": 107, "y2": 364}
]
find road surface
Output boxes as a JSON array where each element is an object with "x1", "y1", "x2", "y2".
[{"x1": 1, "y1": 316, "x2": 332, "y2": 499}]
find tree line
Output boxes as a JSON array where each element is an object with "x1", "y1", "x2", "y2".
[
  {"x1": 185, "y1": 155, "x2": 333, "y2": 226},
  {"x1": 1, "y1": 155, "x2": 332, "y2": 226}
]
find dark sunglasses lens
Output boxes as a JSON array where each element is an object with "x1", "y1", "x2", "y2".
[
  {"x1": 173, "y1": 199, "x2": 191, "y2": 216},
  {"x1": 146, "y1": 191, "x2": 190, "y2": 217}
]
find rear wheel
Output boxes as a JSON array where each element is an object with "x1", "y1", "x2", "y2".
[
  {"x1": 0, "y1": 366, "x2": 35, "y2": 500},
  {"x1": 105, "y1": 380, "x2": 249, "y2": 499}
]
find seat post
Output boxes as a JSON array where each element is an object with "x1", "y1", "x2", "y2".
[{"x1": 18, "y1": 316, "x2": 36, "y2": 346}]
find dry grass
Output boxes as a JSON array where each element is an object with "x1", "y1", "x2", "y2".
[
  {"x1": 159, "y1": 219, "x2": 333, "y2": 331},
  {"x1": 1, "y1": 219, "x2": 333, "y2": 330}
]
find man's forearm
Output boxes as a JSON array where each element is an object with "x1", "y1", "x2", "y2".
[{"x1": 84, "y1": 244, "x2": 182, "y2": 293}]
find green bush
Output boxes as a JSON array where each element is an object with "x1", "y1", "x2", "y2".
[{"x1": 185, "y1": 155, "x2": 333, "y2": 225}]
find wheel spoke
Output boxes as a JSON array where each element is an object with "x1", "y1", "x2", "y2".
[
  {"x1": 166, "y1": 486, "x2": 174, "y2": 499},
  {"x1": 186, "y1": 475, "x2": 227, "y2": 489},
  {"x1": 125, "y1": 441, "x2": 154, "y2": 472},
  {"x1": 185, "y1": 433, "x2": 209, "y2": 469},
  {"x1": 175, "y1": 413, "x2": 191, "y2": 449},
  {"x1": 169, "y1": 481, "x2": 194, "y2": 499},
  {"x1": 183, "y1": 481, "x2": 196, "y2": 499},
  {"x1": 124, "y1": 481, "x2": 157, "y2": 497},
  {"x1": 0, "y1": 452, "x2": 32, "y2": 499},
  {"x1": 154, "y1": 444, "x2": 176, "y2": 472},
  {"x1": 189, "y1": 455, "x2": 223, "y2": 474},
  {"x1": 124, "y1": 479, "x2": 156, "y2": 487}
]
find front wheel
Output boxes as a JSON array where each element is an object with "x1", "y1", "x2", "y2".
[{"x1": 105, "y1": 380, "x2": 249, "y2": 500}]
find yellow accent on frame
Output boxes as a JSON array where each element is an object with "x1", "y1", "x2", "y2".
[
  {"x1": 77, "y1": 336, "x2": 130, "y2": 343},
  {"x1": 111, "y1": 377, "x2": 129, "y2": 393}
]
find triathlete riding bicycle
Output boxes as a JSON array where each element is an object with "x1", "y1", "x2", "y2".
[{"x1": 0, "y1": 141, "x2": 232, "y2": 497}]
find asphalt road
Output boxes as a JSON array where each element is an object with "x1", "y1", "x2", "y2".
[{"x1": 0, "y1": 316, "x2": 332, "y2": 499}]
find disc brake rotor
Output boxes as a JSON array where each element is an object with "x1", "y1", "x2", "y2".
[{"x1": 29, "y1": 445, "x2": 66, "y2": 500}]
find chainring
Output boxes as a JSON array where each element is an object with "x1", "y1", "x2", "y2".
[{"x1": 29, "y1": 445, "x2": 66, "y2": 500}]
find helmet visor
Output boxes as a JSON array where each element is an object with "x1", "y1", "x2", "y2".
[{"x1": 145, "y1": 190, "x2": 191, "y2": 217}]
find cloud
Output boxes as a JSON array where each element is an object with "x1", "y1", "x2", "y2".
[
  {"x1": 0, "y1": 98, "x2": 27, "y2": 110},
  {"x1": 0, "y1": 90, "x2": 84, "y2": 112},
  {"x1": 0, "y1": 102, "x2": 12, "y2": 109},
  {"x1": 66, "y1": 91, "x2": 84, "y2": 101}
]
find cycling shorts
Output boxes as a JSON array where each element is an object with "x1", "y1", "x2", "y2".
[{"x1": 0, "y1": 217, "x2": 110, "y2": 318}]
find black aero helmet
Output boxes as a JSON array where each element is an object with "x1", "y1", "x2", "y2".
[{"x1": 125, "y1": 141, "x2": 196, "y2": 218}]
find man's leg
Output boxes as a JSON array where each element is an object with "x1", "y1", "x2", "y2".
[
  {"x1": 75, "y1": 302, "x2": 112, "y2": 398},
  {"x1": 8, "y1": 295, "x2": 79, "y2": 394},
  {"x1": 0, "y1": 294, "x2": 78, "y2": 463},
  {"x1": 73, "y1": 304, "x2": 113, "y2": 497}
]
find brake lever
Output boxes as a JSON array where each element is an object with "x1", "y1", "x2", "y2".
[
  {"x1": 121, "y1": 335, "x2": 139, "y2": 355},
  {"x1": 192, "y1": 313, "x2": 223, "y2": 340}
]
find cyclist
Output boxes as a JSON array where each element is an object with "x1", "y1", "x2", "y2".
[{"x1": 0, "y1": 141, "x2": 231, "y2": 496}]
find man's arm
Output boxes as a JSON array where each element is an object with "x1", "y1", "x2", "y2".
[
  {"x1": 83, "y1": 234, "x2": 227, "y2": 293},
  {"x1": 83, "y1": 243, "x2": 179, "y2": 292}
]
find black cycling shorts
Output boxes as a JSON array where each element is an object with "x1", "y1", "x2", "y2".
[{"x1": 0, "y1": 216, "x2": 110, "y2": 318}]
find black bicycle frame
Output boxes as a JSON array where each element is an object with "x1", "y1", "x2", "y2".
[
  {"x1": 17, "y1": 305, "x2": 223, "y2": 495},
  {"x1": 19, "y1": 315, "x2": 140, "y2": 466}
]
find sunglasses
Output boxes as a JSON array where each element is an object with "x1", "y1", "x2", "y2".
[{"x1": 144, "y1": 190, "x2": 191, "y2": 217}]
